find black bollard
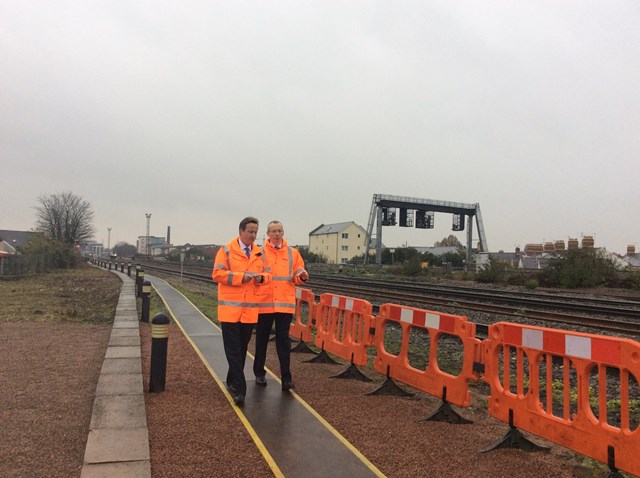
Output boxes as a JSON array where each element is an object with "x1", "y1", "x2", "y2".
[
  {"x1": 134, "y1": 265, "x2": 141, "y2": 295},
  {"x1": 120, "y1": 262, "x2": 124, "y2": 273},
  {"x1": 137, "y1": 269, "x2": 145, "y2": 298},
  {"x1": 149, "y1": 313, "x2": 170, "y2": 393},
  {"x1": 108, "y1": 261, "x2": 112, "y2": 271},
  {"x1": 127, "y1": 262, "x2": 131, "y2": 277},
  {"x1": 141, "y1": 280, "x2": 151, "y2": 323}
]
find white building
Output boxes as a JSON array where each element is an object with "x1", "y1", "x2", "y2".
[
  {"x1": 137, "y1": 236, "x2": 168, "y2": 256},
  {"x1": 309, "y1": 222, "x2": 368, "y2": 264}
]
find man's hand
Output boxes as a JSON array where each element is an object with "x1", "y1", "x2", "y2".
[
  {"x1": 242, "y1": 272, "x2": 256, "y2": 283},
  {"x1": 297, "y1": 270, "x2": 309, "y2": 282}
]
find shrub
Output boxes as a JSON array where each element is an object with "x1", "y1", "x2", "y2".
[
  {"x1": 543, "y1": 248, "x2": 619, "y2": 288},
  {"x1": 476, "y1": 257, "x2": 511, "y2": 284}
]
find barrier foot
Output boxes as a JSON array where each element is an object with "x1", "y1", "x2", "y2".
[
  {"x1": 417, "y1": 400, "x2": 472, "y2": 425},
  {"x1": 366, "y1": 377, "x2": 414, "y2": 397},
  {"x1": 480, "y1": 410, "x2": 548, "y2": 453},
  {"x1": 290, "y1": 340, "x2": 318, "y2": 354},
  {"x1": 331, "y1": 363, "x2": 372, "y2": 382},
  {"x1": 304, "y1": 349, "x2": 340, "y2": 364},
  {"x1": 480, "y1": 426, "x2": 548, "y2": 452},
  {"x1": 607, "y1": 445, "x2": 624, "y2": 478}
]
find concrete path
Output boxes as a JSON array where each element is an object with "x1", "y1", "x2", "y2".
[{"x1": 81, "y1": 269, "x2": 151, "y2": 478}]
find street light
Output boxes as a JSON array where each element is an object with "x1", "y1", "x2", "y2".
[
  {"x1": 145, "y1": 213, "x2": 152, "y2": 257},
  {"x1": 107, "y1": 227, "x2": 112, "y2": 252}
]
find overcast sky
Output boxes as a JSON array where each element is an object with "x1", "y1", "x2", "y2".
[{"x1": 2, "y1": 1, "x2": 639, "y2": 254}]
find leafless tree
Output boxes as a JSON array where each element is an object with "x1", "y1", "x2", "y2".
[{"x1": 34, "y1": 192, "x2": 96, "y2": 244}]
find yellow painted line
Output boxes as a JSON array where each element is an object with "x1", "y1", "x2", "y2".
[
  {"x1": 151, "y1": 277, "x2": 385, "y2": 478},
  {"x1": 151, "y1": 282, "x2": 284, "y2": 478}
]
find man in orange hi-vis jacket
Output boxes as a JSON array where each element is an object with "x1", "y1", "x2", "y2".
[
  {"x1": 253, "y1": 220, "x2": 308, "y2": 391},
  {"x1": 212, "y1": 216, "x2": 271, "y2": 405}
]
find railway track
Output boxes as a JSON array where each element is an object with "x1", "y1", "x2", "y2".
[{"x1": 135, "y1": 260, "x2": 640, "y2": 337}]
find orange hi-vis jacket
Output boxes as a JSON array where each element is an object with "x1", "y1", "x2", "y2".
[
  {"x1": 212, "y1": 238, "x2": 271, "y2": 323},
  {"x1": 258, "y1": 238, "x2": 307, "y2": 314}
]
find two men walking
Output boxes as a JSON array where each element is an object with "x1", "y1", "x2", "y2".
[{"x1": 212, "y1": 217, "x2": 307, "y2": 405}]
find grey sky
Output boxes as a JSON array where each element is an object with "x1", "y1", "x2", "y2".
[{"x1": 2, "y1": 1, "x2": 639, "y2": 253}]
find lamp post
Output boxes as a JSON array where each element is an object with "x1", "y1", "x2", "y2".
[
  {"x1": 145, "y1": 213, "x2": 152, "y2": 258},
  {"x1": 107, "y1": 227, "x2": 112, "y2": 253}
]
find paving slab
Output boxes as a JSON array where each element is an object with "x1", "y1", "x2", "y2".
[
  {"x1": 114, "y1": 314, "x2": 139, "y2": 322},
  {"x1": 101, "y1": 357, "x2": 142, "y2": 374},
  {"x1": 90, "y1": 395, "x2": 147, "y2": 429},
  {"x1": 110, "y1": 328, "x2": 140, "y2": 337},
  {"x1": 95, "y1": 373, "x2": 143, "y2": 396},
  {"x1": 105, "y1": 345, "x2": 141, "y2": 359},
  {"x1": 84, "y1": 428, "x2": 150, "y2": 463},
  {"x1": 80, "y1": 460, "x2": 151, "y2": 478},
  {"x1": 113, "y1": 321, "x2": 139, "y2": 329},
  {"x1": 109, "y1": 335, "x2": 140, "y2": 347}
]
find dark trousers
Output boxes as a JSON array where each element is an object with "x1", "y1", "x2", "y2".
[
  {"x1": 221, "y1": 322, "x2": 255, "y2": 397},
  {"x1": 253, "y1": 312, "x2": 293, "y2": 381}
]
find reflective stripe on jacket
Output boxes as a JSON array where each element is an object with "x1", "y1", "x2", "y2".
[
  {"x1": 259, "y1": 238, "x2": 306, "y2": 314},
  {"x1": 212, "y1": 238, "x2": 271, "y2": 323}
]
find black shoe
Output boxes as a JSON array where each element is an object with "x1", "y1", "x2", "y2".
[
  {"x1": 282, "y1": 380, "x2": 294, "y2": 391},
  {"x1": 255, "y1": 376, "x2": 267, "y2": 386},
  {"x1": 233, "y1": 393, "x2": 245, "y2": 406}
]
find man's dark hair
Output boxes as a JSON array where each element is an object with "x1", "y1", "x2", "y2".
[{"x1": 239, "y1": 216, "x2": 259, "y2": 231}]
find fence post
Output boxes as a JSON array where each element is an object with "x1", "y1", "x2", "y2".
[{"x1": 149, "y1": 313, "x2": 170, "y2": 393}]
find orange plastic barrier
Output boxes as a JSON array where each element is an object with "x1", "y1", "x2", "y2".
[
  {"x1": 372, "y1": 303, "x2": 481, "y2": 407},
  {"x1": 484, "y1": 322, "x2": 640, "y2": 476},
  {"x1": 313, "y1": 293, "x2": 374, "y2": 366},
  {"x1": 290, "y1": 287, "x2": 316, "y2": 344}
]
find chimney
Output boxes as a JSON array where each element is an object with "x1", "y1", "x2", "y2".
[{"x1": 167, "y1": 226, "x2": 171, "y2": 245}]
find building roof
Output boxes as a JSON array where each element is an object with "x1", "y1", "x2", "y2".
[
  {"x1": 622, "y1": 254, "x2": 640, "y2": 267},
  {"x1": 309, "y1": 221, "x2": 366, "y2": 236},
  {"x1": 0, "y1": 230, "x2": 36, "y2": 248}
]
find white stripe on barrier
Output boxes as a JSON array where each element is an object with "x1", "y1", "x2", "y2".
[
  {"x1": 523, "y1": 328, "x2": 543, "y2": 350},
  {"x1": 345, "y1": 298, "x2": 354, "y2": 311},
  {"x1": 296, "y1": 288, "x2": 302, "y2": 299},
  {"x1": 400, "y1": 308, "x2": 413, "y2": 323},
  {"x1": 332, "y1": 295, "x2": 340, "y2": 307},
  {"x1": 566, "y1": 335, "x2": 591, "y2": 360},
  {"x1": 426, "y1": 313, "x2": 440, "y2": 329}
]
